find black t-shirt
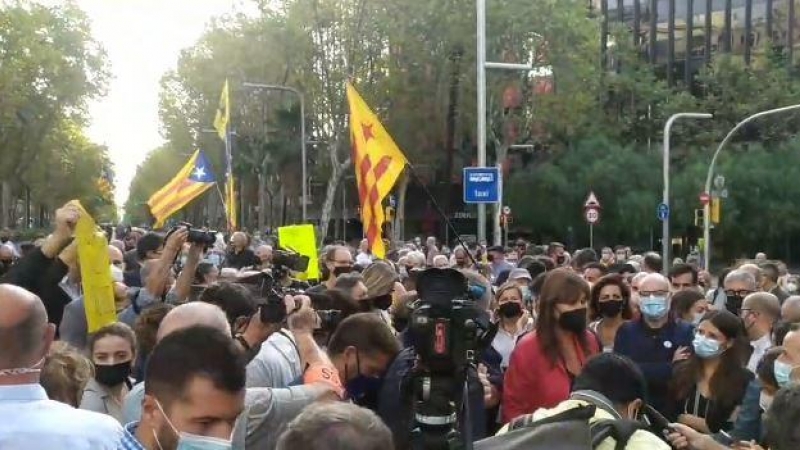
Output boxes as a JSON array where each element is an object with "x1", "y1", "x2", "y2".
[{"x1": 224, "y1": 248, "x2": 260, "y2": 270}]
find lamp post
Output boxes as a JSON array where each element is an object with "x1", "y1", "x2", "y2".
[
  {"x1": 477, "y1": 0, "x2": 537, "y2": 245},
  {"x1": 242, "y1": 82, "x2": 308, "y2": 222},
  {"x1": 662, "y1": 112, "x2": 712, "y2": 274},
  {"x1": 703, "y1": 104, "x2": 800, "y2": 268}
]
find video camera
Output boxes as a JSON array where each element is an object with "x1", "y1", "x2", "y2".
[
  {"x1": 406, "y1": 268, "x2": 496, "y2": 450},
  {"x1": 271, "y1": 249, "x2": 310, "y2": 279}
]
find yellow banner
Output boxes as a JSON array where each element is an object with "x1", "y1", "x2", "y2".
[
  {"x1": 278, "y1": 224, "x2": 320, "y2": 281},
  {"x1": 73, "y1": 200, "x2": 116, "y2": 333}
]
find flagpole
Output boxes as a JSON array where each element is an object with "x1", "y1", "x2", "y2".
[{"x1": 225, "y1": 128, "x2": 234, "y2": 232}]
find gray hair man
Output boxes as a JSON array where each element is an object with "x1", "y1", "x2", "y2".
[
  {"x1": 720, "y1": 269, "x2": 758, "y2": 314},
  {"x1": 276, "y1": 401, "x2": 393, "y2": 450}
]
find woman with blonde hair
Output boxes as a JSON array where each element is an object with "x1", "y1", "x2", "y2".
[{"x1": 40, "y1": 342, "x2": 94, "y2": 408}]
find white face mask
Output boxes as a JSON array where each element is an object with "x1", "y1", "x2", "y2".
[
  {"x1": 759, "y1": 391, "x2": 774, "y2": 412},
  {"x1": 786, "y1": 282, "x2": 797, "y2": 293}
]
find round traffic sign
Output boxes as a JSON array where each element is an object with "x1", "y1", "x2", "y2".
[
  {"x1": 585, "y1": 207, "x2": 600, "y2": 224},
  {"x1": 699, "y1": 192, "x2": 710, "y2": 205},
  {"x1": 502, "y1": 206, "x2": 511, "y2": 215}
]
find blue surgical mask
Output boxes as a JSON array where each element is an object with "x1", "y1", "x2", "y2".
[
  {"x1": 154, "y1": 399, "x2": 233, "y2": 450},
  {"x1": 640, "y1": 296, "x2": 669, "y2": 321},
  {"x1": 692, "y1": 334, "x2": 723, "y2": 359},
  {"x1": 774, "y1": 359, "x2": 799, "y2": 388}
]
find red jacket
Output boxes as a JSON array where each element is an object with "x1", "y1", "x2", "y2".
[{"x1": 501, "y1": 330, "x2": 599, "y2": 423}]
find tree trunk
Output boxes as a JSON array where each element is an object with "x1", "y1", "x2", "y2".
[
  {"x1": 1, "y1": 181, "x2": 10, "y2": 228},
  {"x1": 318, "y1": 159, "x2": 350, "y2": 244},
  {"x1": 279, "y1": 182, "x2": 286, "y2": 226},
  {"x1": 257, "y1": 171, "x2": 266, "y2": 231},
  {"x1": 394, "y1": 171, "x2": 409, "y2": 243}
]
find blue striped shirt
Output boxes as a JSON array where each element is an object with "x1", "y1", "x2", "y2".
[{"x1": 118, "y1": 422, "x2": 144, "y2": 450}]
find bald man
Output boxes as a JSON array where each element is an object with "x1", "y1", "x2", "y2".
[
  {"x1": 0, "y1": 284, "x2": 122, "y2": 448},
  {"x1": 224, "y1": 232, "x2": 260, "y2": 270},
  {"x1": 782, "y1": 296, "x2": 800, "y2": 323},
  {"x1": 741, "y1": 292, "x2": 781, "y2": 372},
  {"x1": 123, "y1": 301, "x2": 339, "y2": 450},
  {"x1": 614, "y1": 273, "x2": 694, "y2": 413},
  {"x1": 59, "y1": 245, "x2": 132, "y2": 350}
]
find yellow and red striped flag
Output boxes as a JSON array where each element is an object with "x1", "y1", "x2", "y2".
[
  {"x1": 346, "y1": 83, "x2": 408, "y2": 259},
  {"x1": 147, "y1": 150, "x2": 216, "y2": 227}
]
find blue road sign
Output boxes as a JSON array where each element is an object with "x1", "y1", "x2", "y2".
[
  {"x1": 657, "y1": 203, "x2": 670, "y2": 221},
  {"x1": 463, "y1": 167, "x2": 500, "y2": 204}
]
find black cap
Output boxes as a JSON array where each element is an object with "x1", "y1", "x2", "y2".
[{"x1": 488, "y1": 245, "x2": 505, "y2": 254}]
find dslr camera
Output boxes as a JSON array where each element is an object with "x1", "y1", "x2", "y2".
[{"x1": 169, "y1": 222, "x2": 216, "y2": 246}]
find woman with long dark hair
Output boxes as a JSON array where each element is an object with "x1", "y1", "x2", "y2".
[
  {"x1": 502, "y1": 268, "x2": 600, "y2": 422},
  {"x1": 670, "y1": 310, "x2": 752, "y2": 433},
  {"x1": 589, "y1": 274, "x2": 632, "y2": 352}
]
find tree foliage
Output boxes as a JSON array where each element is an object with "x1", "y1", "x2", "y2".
[{"x1": 0, "y1": 1, "x2": 113, "y2": 225}]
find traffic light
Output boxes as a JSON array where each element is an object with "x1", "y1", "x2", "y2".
[
  {"x1": 694, "y1": 209, "x2": 704, "y2": 227},
  {"x1": 711, "y1": 198, "x2": 721, "y2": 224}
]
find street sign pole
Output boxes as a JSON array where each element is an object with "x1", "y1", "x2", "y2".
[{"x1": 589, "y1": 223, "x2": 594, "y2": 249}]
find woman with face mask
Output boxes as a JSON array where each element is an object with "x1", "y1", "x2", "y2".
[
  {"x1": 588, "y1": 274, "x2": 632, "y2": 352},
  {"x1": 671, "y1": 290, "x2": 710, "y2": 326},
  {"x1": 502, "y1": 269, "x2": 600, "y2": 423},
  {"x1": 80, "y1": 322, "x2": 136, "y2": 423},
  {"x1": 491, "y1": 283, "x2": 533, "y2": 370},
  {"x1": 669, "y1": 310, "x2": 752, "y2": 434}
]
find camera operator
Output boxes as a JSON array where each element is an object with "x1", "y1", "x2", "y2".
[
  {"x1": 198, "y1": 281, "x2": 275, "y2": 363},
  {"x1": 247, "y1": 288, "x2": 362, "y2": 389},
  {"x1": 118, "y1": 227, "x2": 199, "y2": 326},
  {"x1": 308, "y1": 245, "x2": 354, "y2": 294}
]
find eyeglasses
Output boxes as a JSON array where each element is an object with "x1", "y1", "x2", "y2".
[
  {"x1": 724, "y1": 290, "x2": 754, "y2": 297},
  {"x1": 639, "y1": 290, "x2": 669, "y2": 297}
]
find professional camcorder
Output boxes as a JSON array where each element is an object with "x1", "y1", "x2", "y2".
[{"x1": 406, "y1": 268, "x2": 496, "y2": 450}]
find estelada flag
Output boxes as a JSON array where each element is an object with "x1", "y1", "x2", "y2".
[
  {"x1": 346, "y1": 83, "x2": 408, "y2": 259},
  {"x1": 147, "y1": 150, "x2": 216, "y2": 228}
]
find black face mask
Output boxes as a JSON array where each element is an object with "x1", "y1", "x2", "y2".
[
  {"x1": 0, "y1": 260, "x2": 12, "y2": 275},
  {"x1": 94, "y1": 361, "x2": 132, "y2": 387},
  {"x1": 597, "y1": 300, "x2": 624, "y2": 318},
  {"x1": 369, "y1": 294, "x2": 393, "y2": 310},
  {"x1": 498, "y1": 302, "x2": 523, "y2": 319},
  {"x1": 726, "y1": 294, "x2": 744, "y2": 315},
  {"x1": 558, "y1": 308, "x2": 588, "y2": 334},
  {"x1": 333, "y1": 266, "x2": 353, "y2": 277},
  {"x1": 392, "y1": 316, "x2": 409, "y2": 334}
]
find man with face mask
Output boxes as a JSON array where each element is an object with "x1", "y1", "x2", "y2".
[
  {"x1": 721, "y1": 269, "x2": 758, "y2": 315},
  {"x1": 307, "y1": 245, "x2": 353, "y2": 294},
  {"x1": 613, "y1": 273, "x2": 693, "y2": 416},
  {"x1": 0, "y1": 284, "x2": 123, "y2": 449},
  {"x1": 326, "y1": 313, "x2": 400, "y2": 408},
  {"x1": 740, "y1": 293, "x2": 780, "y2": 373},
  {"x1": 121, "y1": 326, "x2": 246, "y2": 450},
  {"x1": 489, "y1": 353, "x2": 669, "y2": 449}
]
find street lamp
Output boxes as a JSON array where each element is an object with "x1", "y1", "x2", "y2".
[
  {"x1": 703, "y1": 103, "x2": 800, "y2": 268},
  {"x1": 662, "y1": 112, "x2": 712, "y2": 274},
  {"x1": 477, "y1": 0, "x2": 538, "y2": 245},
  {"x1": 242, "y1": 82, "x2": 308, "y2": 222}
]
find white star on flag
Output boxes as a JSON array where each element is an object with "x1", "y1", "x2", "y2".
[{"x1": 193, "y1": 166, "x2": 206, "y2": 179}]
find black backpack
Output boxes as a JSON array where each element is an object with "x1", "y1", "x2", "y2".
[{"x1": 474, "y1": 404, "x2": 649, "y2": 450}]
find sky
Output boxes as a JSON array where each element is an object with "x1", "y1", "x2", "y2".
[{"x1": 72, "y1": 0, "x2": 250, "y2": 209}]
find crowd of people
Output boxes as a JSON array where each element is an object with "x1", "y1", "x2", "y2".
[{"x1": 0, "y1": 202, "x2": 799, "y2": 450}]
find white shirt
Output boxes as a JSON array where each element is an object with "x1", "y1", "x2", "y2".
[
  {"x1": 0, "y1": 383, "x2": 122, "y2": 450},
  {"x1": 246, "y1": 330, "x2": 302, "y2": 389},
  {"x1": 748, "y1": 334, "x2": 773, "y2": 373},
  {"x1": 491, "y1": 319, "x2": 533, "y2": 369},
  {"x1": 355, "y1": 252, "x2": 373, "y2": 267}
]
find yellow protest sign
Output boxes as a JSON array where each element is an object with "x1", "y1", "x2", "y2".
[
  {"x1": 73, "y1": 200, "x2": 116, "y2": 333},
  {"x1": 278, "y1": 224, "x2": 319, "y2": 281}
]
